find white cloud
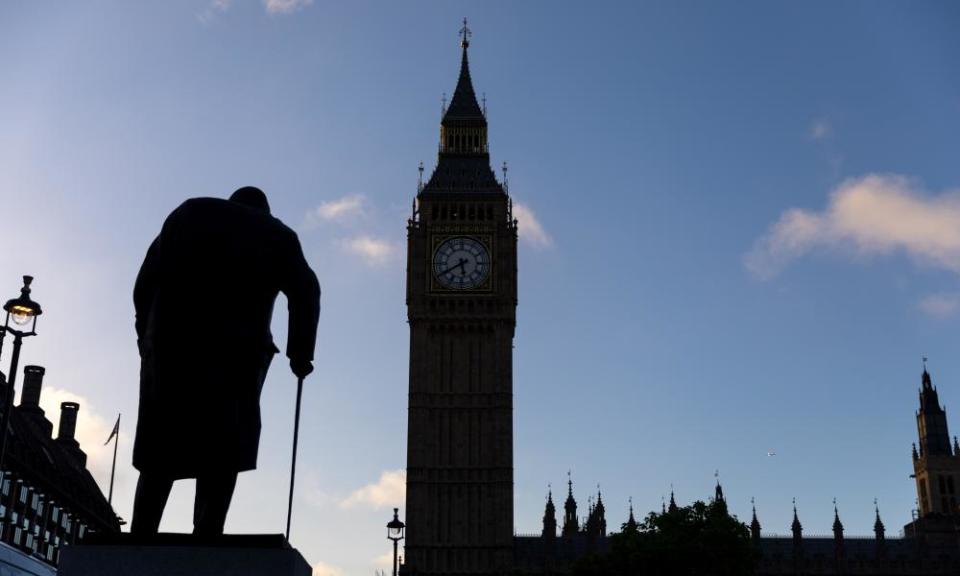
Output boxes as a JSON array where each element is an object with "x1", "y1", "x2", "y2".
[
  {"x1": 372, "y1": 552, "x2": 394, "y2": 569},
  {"x1": 745, "y1": 174, "x2": 960, "y2": 279},
  {"x1": 339, "y1": 469, "x2": 405, "y2": 510},
  {"x1": 264, "y1": 0, "x2": 313, "y2": 14},
  {"x1": 918, "y1": 293, "x2": 960, "y2": 319},
  {"x1": 512, "y1": 203, "x2": 552, "y2": 248},
  {"x1": 342, "y1": 236, "x2": 397, "y2": 266},
  {"x1": 306, "y1": 195, "x2": 366, "y2": 227},
  {"x1": 312, "y1": 561, "x2": 345, "y2": 576},
  {"x1": 196, "y1": 0, "x2": 232, "y2": 24},
  {"x1": 809, "y1": 119, "x2": 832, "y2": 140}
]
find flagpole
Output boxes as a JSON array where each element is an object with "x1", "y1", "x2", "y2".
[{"x1": 108, "y1": 414, "x2": 120, "y2": 506}]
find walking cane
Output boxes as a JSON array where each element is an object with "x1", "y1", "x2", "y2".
[{"x1": 286, "y1": 376, "x2": 304, "y2": 542}]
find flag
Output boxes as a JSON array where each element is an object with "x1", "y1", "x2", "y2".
[{"x1": 104, "y1": 414, "x2": 120, "y2": 446}]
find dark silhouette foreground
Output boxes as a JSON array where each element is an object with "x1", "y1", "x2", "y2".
[
  {"x1": 574, "y1": 497, "x2": 757, "y2": 576},
  {"x1": 131, "y1": 187, "x2": 320, "y2": 535}
]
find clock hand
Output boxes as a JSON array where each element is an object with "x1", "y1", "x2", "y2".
[{"x1": 437, "y1": 258, "x2": 468, "y2": 276}]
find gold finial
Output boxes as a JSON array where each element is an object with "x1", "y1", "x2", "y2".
[{"x1": 460, "y1": 17, "x2": 471, "y2": 49}]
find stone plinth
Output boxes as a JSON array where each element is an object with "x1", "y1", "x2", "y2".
[{"x1": 59, "y1": 533, "x2": 311, "y2": 576}]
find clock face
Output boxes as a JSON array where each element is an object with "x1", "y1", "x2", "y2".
[{"x1": 433, "y1": 236, "x2": 491, "y2": 290}]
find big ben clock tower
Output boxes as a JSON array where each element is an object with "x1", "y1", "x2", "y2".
[{"x1": 404, "y1": 21, "x2": 517, "y2": 575}]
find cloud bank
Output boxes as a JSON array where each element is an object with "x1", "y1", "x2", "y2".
[
  {"x1": 339, "y1": 469, "x2": 405, "y2": 510},
  {"x1": 264, "y1": 0, "x2": 313, "y2": 14},
  {"x1": 341, "y1": 236, "x2": 397, "y2": 266},
  {"x1": 746, "y1": 174, "x2": 960, "y2": 279},
  {"x1": 513, "y1": 203, "x2": 552, "y2": 248},
  {"x1": 918, "y1": 293, "x2": 960, "y2": 319},
  {"x1": 306, "y1": 195, "x2": 366, "y2": 226},
  {"x1": 312, "y1": 561, "x2": 344, "y2": 576}
]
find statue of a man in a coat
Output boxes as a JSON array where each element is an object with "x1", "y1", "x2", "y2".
[{"x1": 131, "y1": 187, "x2": 320, "y2": 535}]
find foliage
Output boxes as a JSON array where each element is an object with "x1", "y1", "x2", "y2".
[{"x1": 573, "y1": 499, "x2": 758, "y2": 576}]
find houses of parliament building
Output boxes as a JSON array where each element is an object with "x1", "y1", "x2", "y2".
[{"x1": 402, "y1": 22, "x2": 960, "y2": 576}]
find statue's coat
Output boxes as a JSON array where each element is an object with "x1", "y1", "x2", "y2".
[{"x1": 133, "y1": 197, "x2": 320, "y2": 478}]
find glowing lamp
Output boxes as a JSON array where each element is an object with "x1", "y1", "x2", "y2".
[
  {"x1": 387, "y1": 508, "x2": 405, "y2": 541},
  {"x1": 3, "y1": 276, "x2": 42, "y2": 334}
]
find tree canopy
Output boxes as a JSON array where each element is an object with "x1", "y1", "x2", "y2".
[{"x1": 573, "y1": 498, "x2": 758, "y2": 576}]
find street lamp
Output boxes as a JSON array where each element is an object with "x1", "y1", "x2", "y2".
[
  {"x1": 0, "y1": 276, "x2": 42, "y2": 471},
  {"x1": 386, "y1": 508, "x2": 405, "y2": 576}
]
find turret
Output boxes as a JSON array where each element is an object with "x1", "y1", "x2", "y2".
[
  {"x1": 542, "y1": 486, "x2": 557, "y2": 539},
  {"x1": 873, "y1": 501, "x2": 885, "y2": 541},
  {"x1": 832, "y1": 501, "x2": 844, "y2": 540},
  {"x1": 625, "y1": 497, "x2": 638, "y2": 532},
  {"x1": 750, "y1": 498, "x2": 761, "y2": 543},
  {"x1": 917, "y1": 368, "x2": 951, "y2": 456},
  {"x1": 911, "y1": 363, "x2": 960, "y2": 518},
  {"x1": 594, "y1": 487, "x2": 606, "y2": 537},
  {"x1": 668, "y1": 488, "x2": 678, "y2": 514},
  {"x1": 874, "y1": 500, "x2": 886, "y2": 560},
  {"x1": 832, "y1": 501, "x2": 845, "y2": 565},
  {"x1": 562, "y1": 474, "x2": 579, "y2": 537},
  {"x1": 791, "y1": 499, "x2": 803, "y2": 547},
  {"x1": 713, "y1": 478, "x2": 727, "y2": 514}
]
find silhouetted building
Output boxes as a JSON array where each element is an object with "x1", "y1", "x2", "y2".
[
  {"x1": 0, "y1": 366, "x2": 119, "y2": 569},
  {"x1": 512, "y1": 368, "x2": 960, "y2": 574},
  {"x1": 403, "y1": 22, "x2": 960, "y2": 576},
  {"x1": 403, "y1": 20, "x2": 517, "y2": 576}
]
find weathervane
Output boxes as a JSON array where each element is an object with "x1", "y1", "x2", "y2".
[
  {"x1": 482, "y1": 92, "x2": 487, "y2": 116},
  {"x1": 441, "y1": 93, "x2": 447, "y2": 116},
  {"x1": 460, "y1": 17, "x2": 471, "y2": 48}
]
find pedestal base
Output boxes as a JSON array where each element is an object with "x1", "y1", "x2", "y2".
[{"x1": 59, "y1": 534, "x2": 312, "y2": 576}]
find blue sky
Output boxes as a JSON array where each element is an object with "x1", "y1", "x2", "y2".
[{"x1": 3, "y1": 1, "x2": 960, "y2": 574}]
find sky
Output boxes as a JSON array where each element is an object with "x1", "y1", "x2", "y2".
[{"x1": 2, "y1": 1, "x2": 960, "y2": 574}]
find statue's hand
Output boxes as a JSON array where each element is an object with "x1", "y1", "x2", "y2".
[{"x1": 290, "y1": 359, "x2": 313, "y2": 379}]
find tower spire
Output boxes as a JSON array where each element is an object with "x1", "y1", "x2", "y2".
[
  {"x1": 714, "y1": 470, "x2": 725, "y2": 504},
  {"x1": 542, "y1": 484, "x2": 557, "y2": 539},
  {"x1": 832, "y1": 498, "x2": 844, "y2": 539},
  {"x1": 750, "y1": 497, "x2": 761, "y2": 541},
  {"x1": 791, "y1": 497, "x2": 803, "y2": 543},
  {"x1": 562, "y1": 471, "x2": 579, "y2": 536},
  {"x1": 442, "y1": 19, "x2": 485, "y2": 126},
  {"x1": 916, "y1": 364, "x2": 951, "y2": 457},
  {"x1": 874, "y1": 498, "x2": 885, "y2": 540},
  {"x1": 626, "y1": 496, "x2": 638, "y2": 531}
]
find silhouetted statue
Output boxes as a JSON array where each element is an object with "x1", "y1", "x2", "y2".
[{"x1": 131, "y1": 187, "x2": 320, "y2": 536}]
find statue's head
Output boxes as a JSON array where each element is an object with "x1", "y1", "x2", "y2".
[{"x1": 229, "y1": 186, "x2": 271, "y2": 214}]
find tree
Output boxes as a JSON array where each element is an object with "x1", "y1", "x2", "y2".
[{"x1": 573, "y1": 498, "x2": 757, "y2": 576}]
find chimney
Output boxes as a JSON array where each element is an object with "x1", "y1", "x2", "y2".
[
  {"x1": 57, "y1": 402, "x2": 87, "y2": 466},
  {"x1": 57, "y1": 402, "x2": 79, "y2": 442},
  {"x1": 19, "y1": 365, "x2": 53, "y2": 437},
  {"x1": 20, "y1": 365, "x2": 45, "y2": 411}
]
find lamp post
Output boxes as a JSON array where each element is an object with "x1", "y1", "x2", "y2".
[
  {"x1": 386, "y1": 508, "x2": 405, "y2": 576},
  {"x1": 0, "y1": 276, "x2": 42, "y2": 471}
]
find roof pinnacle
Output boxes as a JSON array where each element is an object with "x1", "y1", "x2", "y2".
[{"x1": 459, "y1": 17, "x2": 471, "y2": 49}]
